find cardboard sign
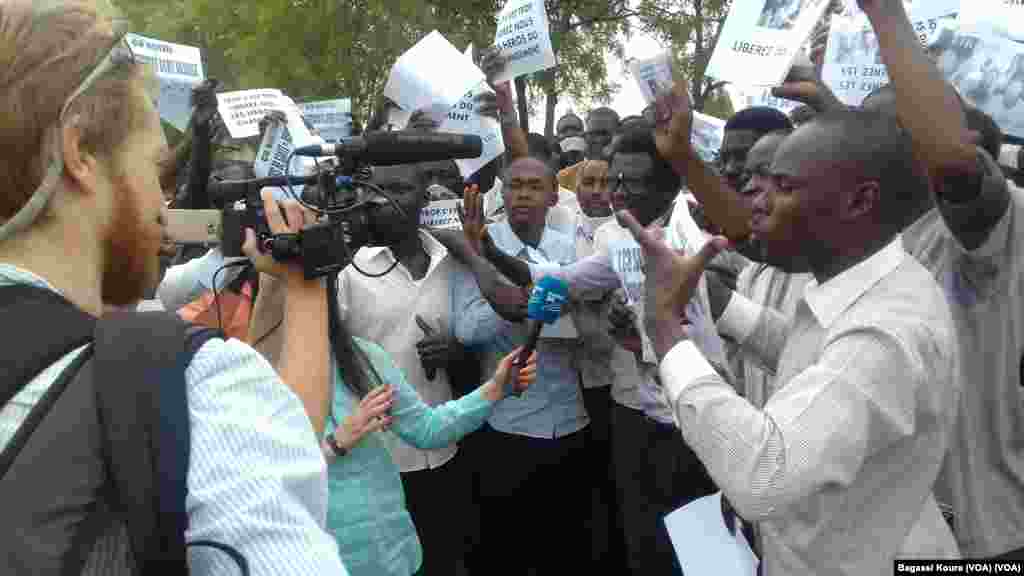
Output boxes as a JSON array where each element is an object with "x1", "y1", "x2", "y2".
[
  {"x1": 419, "y1": 199, "x2": 462, "y2": 229},
  {"x1": 630, "y1": 52, "x2": 675, "y2": 104},
  {"x1": 297, "y1": 99, "x2": 352, "y2": 142},
  {"x1": 440, "y1": 81, "x2": 506, "y2": 177},
  {"x1": 822, "y1": 0, "x2": 960, "y2": 106},
  {"x1": 706, "y1": 0, "x2": 833, "y2": 87},
  {"x1": 127, "y1": 34, "x2": 204, "y2": 131},
  {"x1": 492, "y1": 0, "x2": 557, "y2": 84},
  {"x1": 216, "y1": 89, "x2": 293, "y2": 139},
  {"x1": 383, "y1": 31, "x2": 486, "y2": 122}
]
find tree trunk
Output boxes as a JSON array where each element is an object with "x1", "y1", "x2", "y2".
[
  {"x1": 515, "y1": 76, "x2": 529, "y2": 133},
  {"x1": 544, "y1": 89, "x2": 557, "y2": 139},
  {"x1": 692, "y1": 0, "x2": 706, "y2": 112}
]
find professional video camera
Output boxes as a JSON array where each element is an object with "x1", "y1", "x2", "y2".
[{"x1": 207, "y1": 131, "x2": 482, "y2": 279}]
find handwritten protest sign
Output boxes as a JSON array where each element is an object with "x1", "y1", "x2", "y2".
[
  {"x1": 216, "y1": 89, "x2": 296, "y2": 139},
  {"x1": 630, "y1": 53, "x2": 675, "y2": 104},
  {"x1": 252, "y1": 96, "x2": 326, "y2": 196},
  {"x1": 822, "y1": 0, "x2": 960, "y2": 106},
  {"x1": 127, "y1": 34, "x2": 204, "y2": 131},
  {"x1": 440, "y1": 81, "x2": 506, "y2": 177},
  {"x1": 932, "y1": 27, "x2": 1024, "y2": 139},
  {"x1": 420, "y1": 199, "x2": 462, "y2": 229},
  {"x1": 492, "y1": 0, "x2": 557, "y2": 84},
  {"x1": 706, "y1": 0, "x2": 833, "y2": 87},
  {"x1": 384, "y1": 31, "x2": 485, "y2": 122},
  {"x1": 297, "y1": 99, "x2": 352, "y2": 142}
]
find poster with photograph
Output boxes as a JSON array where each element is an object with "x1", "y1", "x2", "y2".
[
  {"x1": 932, "y1": 28, "x2": 1024, "y2": 139},
  {"x1": 630, "y1": 52, "x2": 675, "y2": 104},
  {"x1": 821, "y1": 0, "x2": 960, "y2": 106},
  {"x1": 691, "y1": 112, "x2": 727, "y2": 165},
  {"x1": 706, "y1": 0, "x2": 833, "y2": 86}
]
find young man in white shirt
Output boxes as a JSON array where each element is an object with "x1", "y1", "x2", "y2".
[
  {"x1": 859, "y1": 1, "x2": 1024, "y2": 559},
  {"x1": 625, "y1": 100, "x2": 961, "y2": 573}
]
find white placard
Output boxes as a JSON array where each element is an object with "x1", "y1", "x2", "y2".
[
  {"x1": 822, "y1": 0, "x2": 960, "y2": 106},
  {"x1": 706, "y1": 0, "x2": 833, "y2": 87},
  {"x1": 297, "y1": 99, "x2": 352, "y2": 142},
  {"x1": 440, "y1": 81, "x2": 506, "y2": 177},
  {"x1": 419, "y1": 199, "x2": 462, "y2": 229},
  {"x1": 692, "y1": 112, "x2": 727, "y2": 165},
  {"x1": 215, "y1": 89, "x2": 293, "y2": 139},
  {"x1": 664, "y1": 492, "x2": 759, "y2": 576},
  {"x1": 958, "y1": 0, "x2": 1024, "y2": 43},
  {"x1": 127, "y1": 34, "x2": 204, "y2": 131},
  {"x1": 492, "y1": 0, "x2": 558, "y2": 84},
  {"x1": 252, "y1": 96, "x2": 326, "y2": 196},
  {"x1": 932, "y1": 28, "x2": 1024, "y2": 139},
  {"x1": 730, "y1": 84, "x2": 801, "y2": 115},
  {"x1": 630, "y1": 52, "x2": 675, "y2": 104},
  {"x1": 383, "y1": 31, "x2": 486, "y2": 122}
]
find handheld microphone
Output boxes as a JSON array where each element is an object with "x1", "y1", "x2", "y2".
[
  {"x1": 506, "y1": 276, "x2": 570, "y2": 397},
  {"x1": 292, "y1": 132, "x2": 483, "y2": 165}
]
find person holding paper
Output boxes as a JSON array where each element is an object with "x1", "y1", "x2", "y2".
[
  {"x1": 859, "y1": 0, "x2": 1024, "y2": 560},
  {"x1": 625, "y1": 104, "x2": 960, "y2": 573}
]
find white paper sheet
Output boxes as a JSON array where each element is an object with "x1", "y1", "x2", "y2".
[
  {"x1": 383, "y1": 31, "x2": 486, "y2": 122},
  {"x1": 216, "y1": 89, "x2": 292, "y2": 139},
  {"x1": 822, "y1": 0, "x2": 960, "y2": 106},
  {"x1": 420, "y1": 199, "x2": 462, "y2": 229},
  {"x1": 127, "y1": 33, "x2": 205, "y2": 131},
  {"x1": 706, "y1": 0, "x2": 833, "y2": 87},
  {"x1": 664, "y1": 492, "x2": 759, "y2": 576},
  {"x1": 492, "y1": 0, "x2": 558, "y2": 84},
  {"x1": 440, "y1": 81, "x2": 506, "y2": 177},
  {"x1": 728, "y1": 84, "x2": 801, "y2": 115},
  {"x1": 297, "y1": 99, "x2": 352, "y2": 142}
]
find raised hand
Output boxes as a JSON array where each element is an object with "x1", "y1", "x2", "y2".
[
  {"x1": 190, "y1": 78, "x2": 221, "y2": 128},
  {"x1": 480, "y1": 48, "x2": 516, "y2": 119},
  {"x1": 771, "y1": 66, "x2": 845, "y2": 113},
  {"x1": 333, "y1": 384, "x2": 394, "y2": 452},
  {"x1": 457, "y1": 184, "x2": 487, "y2": 254},
  {"x1": 652, "y1": 81, "x2": 694, "y2": 168}
]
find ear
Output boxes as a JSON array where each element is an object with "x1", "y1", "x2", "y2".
[
  {"x1": 843, "y1": 180, "x2": 879, "y2": 222},
  {"x1": 60, "y1": 116, "x2": 101, "y2": 197}
]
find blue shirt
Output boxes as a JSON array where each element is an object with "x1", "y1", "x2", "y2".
[
  {"x1": 454, "y1": 219, "x2": 588, "y2": 439},
  {"x1": 324, "y1": 338, "x2": 495, "y2": 576}
]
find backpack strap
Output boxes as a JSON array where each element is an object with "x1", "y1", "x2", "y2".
[
  {"x1": 0, "y1": 285, "x2": 95, "y2": 409},
  {"x1": 93, "y1": 311, "x2": 222, "y2": 574}
]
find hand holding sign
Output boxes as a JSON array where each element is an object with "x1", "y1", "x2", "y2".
[
  {"x1": 190, "y1": 78, "x2": 221, "y2": 129},
  {"x1": 771, "y1": 66, "x2": 845, "y2": 113},
  {"x1": 652, "y1": 81, "x2": 694, "y2": 169}
]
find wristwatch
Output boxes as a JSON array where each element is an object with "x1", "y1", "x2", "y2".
[{"x1": 325, "y1": 433, "x2": 348, "y2": 458}]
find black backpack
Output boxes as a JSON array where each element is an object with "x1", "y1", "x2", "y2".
[{"x1": 0, "y1": 285, "x2": 248, "y2": 575}]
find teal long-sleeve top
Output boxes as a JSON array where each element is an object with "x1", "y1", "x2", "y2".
[{"x1": 324, "y1": 338, "x2": 496, "y2": 576}]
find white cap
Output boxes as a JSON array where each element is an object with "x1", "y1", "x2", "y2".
[{"x1": 560, "y1": 136, "x2": 586, "y2": 153}]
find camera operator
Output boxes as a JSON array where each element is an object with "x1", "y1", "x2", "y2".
[{"x1": 0, "y1": 2, "x2": 347, "y2": 573}]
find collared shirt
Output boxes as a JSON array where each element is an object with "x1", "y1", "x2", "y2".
[
  {"x1": 658, "y1": 239, "x2": 961, "y2": 575},
  {"x1": 456, "y1": 219, "x2": 588, "y2": 439},
  {"x1": 902, "y1": 147, "x2": 1024, "y2": 557},
  {"x1": 0, "y1": 265, "x2": 347, "y2": 575},
  {"x1": 339, "y1": 229, "x2": 490, "y2": 472}
]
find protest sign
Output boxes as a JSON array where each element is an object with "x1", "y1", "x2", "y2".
[
  {"x1": 491, "y1": 0, "x2": 557, "y2": 84},
  {"x1": 297, "y1": 99, "x2": 353, "y2": 142},
  {"x1": 822, "y1": 0, "x2": 960, "y2": 106},
  {"x1": 216, "y1": 89, "x2": 297, "y2": 139},
  {"x1": 127, "y1": 34, "x2": 204, "y2": 131},
  {"x1": 419, "y1": 199, "x2": 462, "y2": 229},
  {"x1": 691, "y1": 112, "x2": 727, "y2": 165},
  {"x1": 440, "y1": 81, "x2": 506, "y2": 177},
  {"x1": 932, "y1": 28, "x2": 1024, "y2": 139},
  {"x1": 383, "y1": 31, "x2": 485, "y2": 122},
  {"x1": 252, "y1": 96, "x2": 326, "y2": 196},
  {"x1": 958, "y1": 0, "x2": 1024, "y2": 43},
  {"x1": 728, "y1": 84, "x2": 800, "y2": 115},
  {"x1": 706, "y1": 0, "x2": 833, "y2": 87},
  {"x1": 630, "y1": 52, "x2": 675, "y2": 104}
]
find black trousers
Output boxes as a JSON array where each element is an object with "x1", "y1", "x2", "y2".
[
  {"x1": 582, "y1": 386, "x2": 628, "y2": 573},
  {"x1": 611, "y1": 402, "x2": 717, "y2": 576},
  {"x1": 401, "y1": 453, "x2": 473, "y2": 576},
  {"x1": 471, "y1": 424, "x2": 590, "y2": 576}
]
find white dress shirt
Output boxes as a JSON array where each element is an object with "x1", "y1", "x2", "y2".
[
  {"x1": 658, "y1": 239, "x2": 961, "y2": 574},
  {"x1": 0, "y1": 265, "x2": 347, "y2": 576},
  {"x1": 338, "y1": 230, "x2": 490, "y2": 472}
]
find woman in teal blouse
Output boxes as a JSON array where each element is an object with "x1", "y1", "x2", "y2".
[{"x1": 321, "y1": 331, "x2": 535, "y2": 576}]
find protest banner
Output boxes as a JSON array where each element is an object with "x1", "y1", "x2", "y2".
[
  {"x1": 126, "y1": 34, "x2": 204, "y2": 131},
  {"x1": 216, "y1": 89, "x2": 296, "y2": 139},
  {"x1": 822, "y1": 0, "x2": 960, "y2": 106},
  {"x1": 419, "y1": 199, "x2": 462, "y2": 229},
  {"x1": 932, "y1": 26, "x2": 1024, "y2": 139},
  {"x1": 706, "y1": 0, "x2": 833, "y2": 87},
  {"x1": 491, "y1": 0, "x2": 557, "y2": 84},
  {"x1": 440, "y1": 81, "x2": 506, "y2": 177},
  {"x1": 630, "y1": 52, "x2": 675, "y2": 104},
  {"x1": 383, "y1": 31, "x2": 485, "y2": 122},
  {"x1": 297, "y1": 99, "x2": 353, "y2": 142},
  {"x1": 252, "y1": 96, "x2": 327, "y2": 196}
]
